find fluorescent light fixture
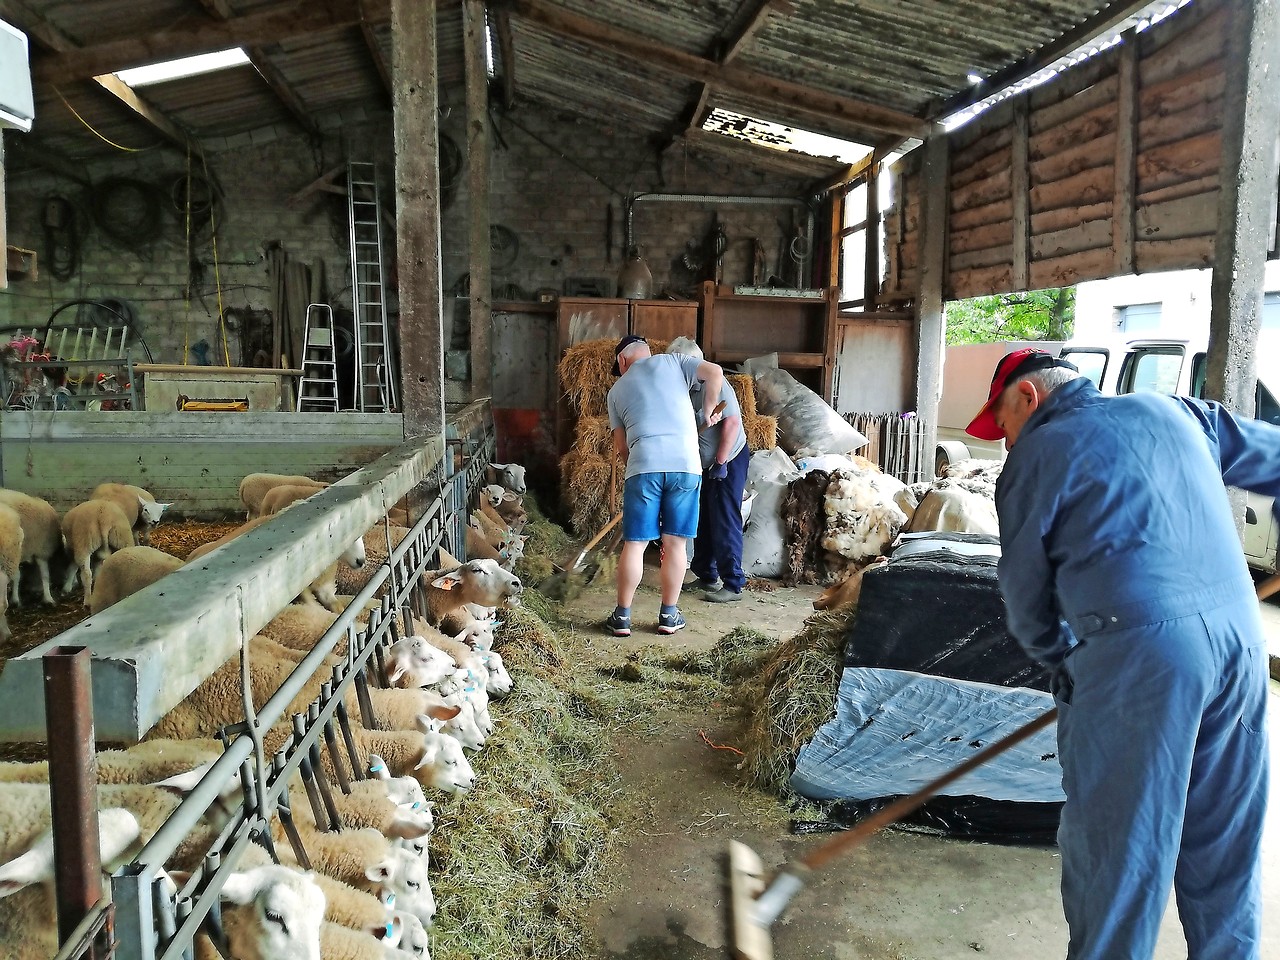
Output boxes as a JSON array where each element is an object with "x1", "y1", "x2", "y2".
[
  {"x1": 967, "y1": 73, "x2": 983, "y2": 85},
  {"x1": 114, "y1": 47, "x2": 250, "y2": 87},
  {"x1": 702, "y1": 108, "x2": 872, "y2": 165}
]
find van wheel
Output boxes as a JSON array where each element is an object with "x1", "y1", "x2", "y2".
[{"x1": 935, "y1": 441, "x2": 972, "y2": 478}]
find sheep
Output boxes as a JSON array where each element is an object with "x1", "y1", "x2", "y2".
[
  {"x1": 483, "y1": 650, "x2": 513, "y2": 697},
  {"x1": 367, "y1": 756, "x2": 428, "y2": 809},
  {"x1": 424, "y1": 559, "x2": 522, "y2": 630},
  {"x1": 386, "y1": 636, "x2": 457, "y2": 689},
  {"x1": 0, "y1": 806, "x2": 140, "y2": 899},
  {"x1": 324, "y1": 779, "x2": 434, "y2": 840},
  {"x1": 484, "y1": 462, "x2": 526, "y2": 495},
  {"x1": 60, "y1": 498, "x2": 135, "y2": 601},
  {"x1": 474, "y1": 503, "x2": 511, "y2": 547},
  {"x1": 309, "y1": 862, "x2": 398, "y2": 935},
  {"x1": 320, "y1": 920, "x2": 415, "y2": 960},
  {"x1": 465, "y1": 522, "x2": 504, "y2": 565},
  {"x1": 0, "y1": 505, "x2": 22, "y2": 641},
  {"x1": 259, "y1": 602, "x2": 343, "y2": 654},
  {"x1": 411, "y1": 726, "x2": 475, "y2": 795},
  {"x1": 261, "y1": 483, "x2": 329, "y2": 517},
  {"x1": 186, "y1": 519, "x2": 366, "y2": 612},
  {"x1": 0, "y1": 490, "x2": 60, "y2": 606},
  {"x1": 239, "y1": 473, "x2": 328, "y2": 518},
  {"x1": 389, "y1": 910, "x2": 430, "y2": 959},
  {"x1": 91, "y1": 482, "x2": 171, "y2": 545},
  {"x1": 480, "y1": 484, "x2": 526, "y2": 528},
  {"x1": 88, "y1": 545, "x2": 184, "y2": 614}
]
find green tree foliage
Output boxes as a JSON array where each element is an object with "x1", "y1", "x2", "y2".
[{"x1": 946, "y1": 287, "x2": 1076, "y2": 344}]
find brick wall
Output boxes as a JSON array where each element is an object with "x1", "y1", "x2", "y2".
[{"x1": 1, "y1": 99, "x2": 814, "y2": 368}]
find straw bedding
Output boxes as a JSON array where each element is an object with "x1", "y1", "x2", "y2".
[
  {"x1": 744, "y1": 414, "x2": 778, "y2": 450},
  {"x1": 727, "y1": 373, "x2": 757, "y2": 418}
]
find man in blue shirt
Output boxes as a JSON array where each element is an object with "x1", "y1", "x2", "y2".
[
  {"x1": 967, "y1": 347, "x2": 1278, "y2": 960},
  {"x1": 605, "y1": 336, "x2": 725, "y2": 636}
]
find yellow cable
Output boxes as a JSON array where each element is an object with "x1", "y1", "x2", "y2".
[
  {"x1": 199, "y1": 152, "x2": 231, "y2": 365},
  {"x1": 54, "y1": 86, "x2": 160, "y2": 153}
]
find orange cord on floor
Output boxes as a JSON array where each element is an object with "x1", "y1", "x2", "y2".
[{"x1": 698, "y1": 729, "x2": 745, "y2": 756}]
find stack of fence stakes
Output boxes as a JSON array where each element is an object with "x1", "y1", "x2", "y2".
[
  {"x1": 881, "y1": 0, "x2": 1228, "y2": 304},
  {"x1": 845, "y1": 412, "x2": 930, "y2": 485}
]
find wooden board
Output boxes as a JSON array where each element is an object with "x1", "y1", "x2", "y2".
[{"x1": 630, "y1": 301, "x2": 697, "y2": 343}]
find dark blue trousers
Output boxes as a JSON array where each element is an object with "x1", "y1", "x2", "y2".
[{"x1": 691, "y1": 444, "x2": 749, "y2": 593}]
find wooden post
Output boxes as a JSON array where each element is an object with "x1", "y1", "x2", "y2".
[
  {"x1": 463, "y1": 0, "x2": 492, "y2": 401},
  {"x1": 393, "y1": 0, "x2": 446, "y2": 440},
  {"x1": 1010, "y1": 97, "x2": 1030, "y2": 291},
  {"x1": 1206, "y1": 0, "x2": 1280, "y2": 416},
  {"x1": 863, "y1": 162, "x2": 880, "y2": 310},
  {"x1": 1111, "y1": 30, "x2": 1138, "y2": 276},
  {"x1": 0, "y1": 133, "x2": 7, "y2": 292},
  {"x1": 914, "y1": 130, "x2": 949, "y2": 480}
]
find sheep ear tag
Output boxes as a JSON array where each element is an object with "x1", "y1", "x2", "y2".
[{"x1": 431, "y1": 573, "x2": 461, "y2": 591}]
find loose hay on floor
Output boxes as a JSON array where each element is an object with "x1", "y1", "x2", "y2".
[
  {"x1": 148, "y1": 518, "x2": 243, "y2": 560},
  {"x1": 731, "y1": 610, "x2": 852, "y2": 793}
]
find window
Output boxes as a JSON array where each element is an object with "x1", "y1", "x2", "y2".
[
  {"x1": 1115, "y1": 302, "x2": 1162, "y2": 335},
  {"x1": 1263, "y1": 292, "x2": 1280, "y2": 332},
  {"x1": 1122, "y1": 346, "x2": 1184, "y2": 394},
  {"x1": 1061, "y1": 347, "x2": 1110, "y2": 390}
]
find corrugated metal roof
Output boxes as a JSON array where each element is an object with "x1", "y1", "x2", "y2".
[{"x1": 4, "y1": 0, "x2": 1170, "y2": 179}]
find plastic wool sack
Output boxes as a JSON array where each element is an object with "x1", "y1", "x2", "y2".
[{"x1": 752, "y1": 368, "x2": 868, "y2": 456}]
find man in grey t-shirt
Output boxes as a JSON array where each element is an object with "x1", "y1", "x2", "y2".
[
  {"x1": 604, "y1": 336, "x2": 725, "y2": 636},
  {"x1": 688, "y1": 376, "x2": 748, "y2": 601}
]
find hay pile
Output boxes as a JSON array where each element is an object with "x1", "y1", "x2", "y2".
[
  {"x1": 729, "y1": 610, "x2": 851, "y2": 792},
  {"x1": 557, "y1": 337, "x2": 670, "y2": 419},
  {"x1": 727, "y1": 373, "x2": 757, "y2": 418},
  {"x1": 514, "y1": 492, "x2": 572, "y2": 587},
  {"x1": 744, "y1": 413, "x2": 778, "y2": 450},
  {"x1": 428, "y1": 602, "x2": 627, "y2": 960}
]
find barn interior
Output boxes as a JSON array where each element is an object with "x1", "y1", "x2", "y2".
[{"x1": 0, "y1": 1, "x2": 1277, "y2": 959}]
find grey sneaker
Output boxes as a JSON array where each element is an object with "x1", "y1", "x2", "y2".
[
  {"x1": 604, "y1": 611, "x2": 631, "y2": 637},
  {"x1": 656, "y1": 609, "x2": 687, "y2": 635},
  {"x1": 702, "y1": 587, "x2": 743, "y2": 603},
  {"x1": 686, "y1": 576, "x2": 723, "y2": 593}
]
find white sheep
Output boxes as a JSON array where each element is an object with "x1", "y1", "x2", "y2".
[
  {"x1": 0, "y1": 806, "x2": 140, "y2": 899},
  {"x1": 258, "y1": 603, "x2": 343, "y2": 654},
  {"x1": 261, "y1": 483, "x2": 329, "y2": 517},
  {"x1": 465, "y1": 522, "x2": 505, "y2": 566},
  {"x1": 0, "y1": 505, "x2": 22, "y2": 641},
  {"x1": 484, "y1": 462, "x2": 526, "y2": 495},
  {"x1": 386, "y1": 637, "x2": 457, "y2": 689},
  {"x1": 319, "y1": 919, "x2": 415, "y2": 960},
  {"x1": 424, "y1": 559, "x2": 522, "y2": 631},
  {"x1": 185, "y1": 518, "x2": 366, "y2": 612},
  {"x1": 0, "y1": 490, "x2": 60, "y2": 606},
  {"x1": 91, "y1": 482, "x2": 171, "y2": 545},
  {"x1": 60, "y1": 498, "x2": 135, "y2": 602},
  {"x1": 88, "y1": 545, "x2": 184, "y2": 614},
  {"x1": 239, "y1": 473, "x2": 327, "y2": 519},
  {"x1": 367, "y1": 756, "x2": 428, "y2": 809},
  {"x1": 389, "y1": 910, "x2": 430, "y2": 959},
  {"x1": 407, "y1": 724, "x2": 476, "y2": 795},
  {"x1": 482, "y1": 650, "x2": 513, "y2": 697},
  {"x1": 480, "y1": 484, "x2": 526, "y2": 528}
]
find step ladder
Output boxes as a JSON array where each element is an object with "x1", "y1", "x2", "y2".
[
  {"x1": 296, "y1": 304, "x2": 340, "y2": 412},
  {"x1": 347, "y1": 161, "x2": 397, "y2": 412}
]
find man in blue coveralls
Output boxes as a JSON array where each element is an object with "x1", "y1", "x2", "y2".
[
  {"x1": 687, "y1": 373, "x2": 749, "y2": 602},
  {"x1": 605, "y1": 336, "x2": 725, "y2": 637},
  {"x1": 966, "y1": 347, "x2": 1277, "y2": 960}
]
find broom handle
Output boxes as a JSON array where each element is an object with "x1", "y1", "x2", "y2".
[{"x1": 799, "y1": 707, "x2": 1059, "y2": 873}]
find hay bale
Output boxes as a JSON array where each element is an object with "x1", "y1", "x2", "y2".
[
  {"x1": 560, "y1": 449, "x2": 621, "y2": 537},
  {"x1": 727, "y1": 373, "x2": 757, "y2": 418},
  {"x1": 733, "y1": 610, "x2": 850, "y2": 793},
  {"x1": 745, "y1": 414, "x2": 778, "y2": 450},
  {"x1": 557, "y1": 337, "x2": 671, "y2": 418},
  {"x1": 574, "y1": 416, "x2": 613, "y2": 458}
]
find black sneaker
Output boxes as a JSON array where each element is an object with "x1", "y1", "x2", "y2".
[
  {"x1": 656, "y1": 609, "x2": 687, "y2": 635},
  {"x1": 604, "y1": 611, "x2": 631, "y2": 637}
]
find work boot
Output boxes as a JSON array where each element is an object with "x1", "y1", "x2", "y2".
[
  {"x1": 686, "y1": 576, "x2": 723, "y2": 593},
  {"x1": 656, "y1": 609, "x2": 687, "y2": 635},
  {"x1": 702, "y1": 587, "x2": 742, "y2": 603}
]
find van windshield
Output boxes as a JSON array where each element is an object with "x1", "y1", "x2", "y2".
[{"x1": 1062, "y1": 348, "x2": 1108, "y2": 389}]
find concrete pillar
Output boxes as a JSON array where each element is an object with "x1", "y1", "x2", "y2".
[{"x1": 914, "y1": 129, "x2": 949, "y2": 480}]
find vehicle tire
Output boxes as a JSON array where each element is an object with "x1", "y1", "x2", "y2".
[{"x1": 935, "y1": 441, "x2": 972, "y2": 478}]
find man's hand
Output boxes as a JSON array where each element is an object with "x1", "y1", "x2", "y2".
[{"x1": 706, "y1": 461, "x2": 728, "y2": 480}]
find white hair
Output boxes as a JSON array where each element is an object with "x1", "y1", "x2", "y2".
[
  {"x1": 1009, "y1": 366, "x2": 1080, "y2": 396},
  {"x1": 619, "y1": 341, "x2": 650, "y2": 365}
]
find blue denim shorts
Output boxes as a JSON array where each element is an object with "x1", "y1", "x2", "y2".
[{"x1": 622, "y1": 472, "x2": 701, "y2": 541}]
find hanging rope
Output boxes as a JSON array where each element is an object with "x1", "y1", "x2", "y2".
[
  {"x1": 199, "y1": 152, "x2": 232, "y2": 365},
  {"x1": 54, "y1": 86, "x2": 161, "y2": 153}
]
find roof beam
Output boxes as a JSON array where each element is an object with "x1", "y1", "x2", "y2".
[
  {"x1": 493, "y1": 7, "x2": 516, "y2": 110},
  {"x1": 933, "y1": 0, "x2": 1160, "y2": 121},
  {"x1": 194, "y1": 0, "x2": 318, "y2": 135},
  {"x1": 359, "y1": 18, "x2": 394, "y2": 100},
  {"x1": 31, "y1": 0, "x2": 411, "y2": 84},
  {"x1": 508, "y1": 0, "x2": 927, "y2": 139},
  {"x1": 0, "y1": 0, "x2": 202, "y2": 153}
]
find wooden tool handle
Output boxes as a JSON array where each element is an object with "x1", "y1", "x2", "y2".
[
  {"x1": 581, "y1": 511, "x2": 623, "y2": 554},
  {"x1": 800, "y1": 707, "x2": 1059, "y2": 873}
]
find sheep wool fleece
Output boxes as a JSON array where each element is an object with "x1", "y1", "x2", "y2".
[{"x1": 995, "y1": 377, "x2": 1279, "y2": 960}]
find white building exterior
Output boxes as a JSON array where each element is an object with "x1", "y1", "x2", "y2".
[{"x1": 1073, "y1": 261, "x2": 1280, "y2": 342}]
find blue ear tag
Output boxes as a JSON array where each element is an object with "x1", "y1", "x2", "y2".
[
  {"x1": 385, "y1": 921, "x2": 394, "y2": 937},
  {"x1": 411, "y1": 802, "x2": 421, "y2": 809},
  {"x1": 370, "y1": 761, "x2": 384, "y2": 772}
]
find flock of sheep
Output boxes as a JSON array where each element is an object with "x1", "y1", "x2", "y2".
[{"x1": 0, "y1": 462, "x2": 534, "y2": 960}]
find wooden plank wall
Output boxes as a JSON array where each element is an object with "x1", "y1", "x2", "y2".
[
  {"x1": 883, "y1": 0, "x2": 1233, "y2": 303},
  {"x1": 0, "y1": 411, "x2": 405, "y2": 514}
]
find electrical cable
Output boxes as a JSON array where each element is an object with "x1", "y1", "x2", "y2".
[
  {"x1": 91, "y1": 178, "x2": 165, "y2": 248},
  {"x1": 41, "y1": 196, "x2": 80, "y2": 282},
  {"x1": 53, "y1": 86, "x2": 162, "y2": 153}
]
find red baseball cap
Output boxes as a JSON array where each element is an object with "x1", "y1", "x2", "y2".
[{"x1": 965, "y1": 348, "x2": 1077, "y2": 441}]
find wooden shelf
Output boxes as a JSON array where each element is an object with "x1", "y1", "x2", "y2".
[
  {"x1": 711, "y1": 350, "x2": 825, "y2": 367},
  {"x1": 713, "y1": 292, "x2": 829, "y2": 305}
]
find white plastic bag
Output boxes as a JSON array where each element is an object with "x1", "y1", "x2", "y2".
[
  {"x1": 748, "y1": 447, "x2": 798, "y2": 486},
  {"x1": 742, "y1": 478, "x2": 788, "y2": 578},
  {"x1": 752, "y1": 368, "x2": 869, "y2": 456}
]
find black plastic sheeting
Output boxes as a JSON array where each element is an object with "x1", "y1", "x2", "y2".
[
  {"x1": 845, "y1": 533, "x2": 1051, "y2": 692},
  {"x1": 791, "y1": 532, "x2": 1064, "y2": 842}
]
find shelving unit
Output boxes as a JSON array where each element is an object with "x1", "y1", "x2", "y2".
[{"x1": 698, "y1": 281, "x2": 838, "y2": 400}]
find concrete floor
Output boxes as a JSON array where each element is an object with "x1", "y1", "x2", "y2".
[{"x1": 571, "y1": 567, "x2": 1280, "y2": 960}]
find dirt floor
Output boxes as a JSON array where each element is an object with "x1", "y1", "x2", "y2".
[{"x1": 558, "y1": 557, "x2": 1280, "y2": 960}]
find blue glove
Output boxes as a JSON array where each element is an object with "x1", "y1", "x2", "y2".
[{"x1": 706, "y1": 461, "x2": 728, "y2": 480}]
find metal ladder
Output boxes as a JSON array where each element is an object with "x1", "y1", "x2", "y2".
[
  {"x1": 296, "y1": 304, "x2": 340, "y2": 412},
  {"x1": 347, "y1": 161, "x2": 397, "y2": 412}
]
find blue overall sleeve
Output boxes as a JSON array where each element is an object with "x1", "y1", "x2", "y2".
[{"x1": 1174, "y1": 397, "x2": 1280, "y2": 495}]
